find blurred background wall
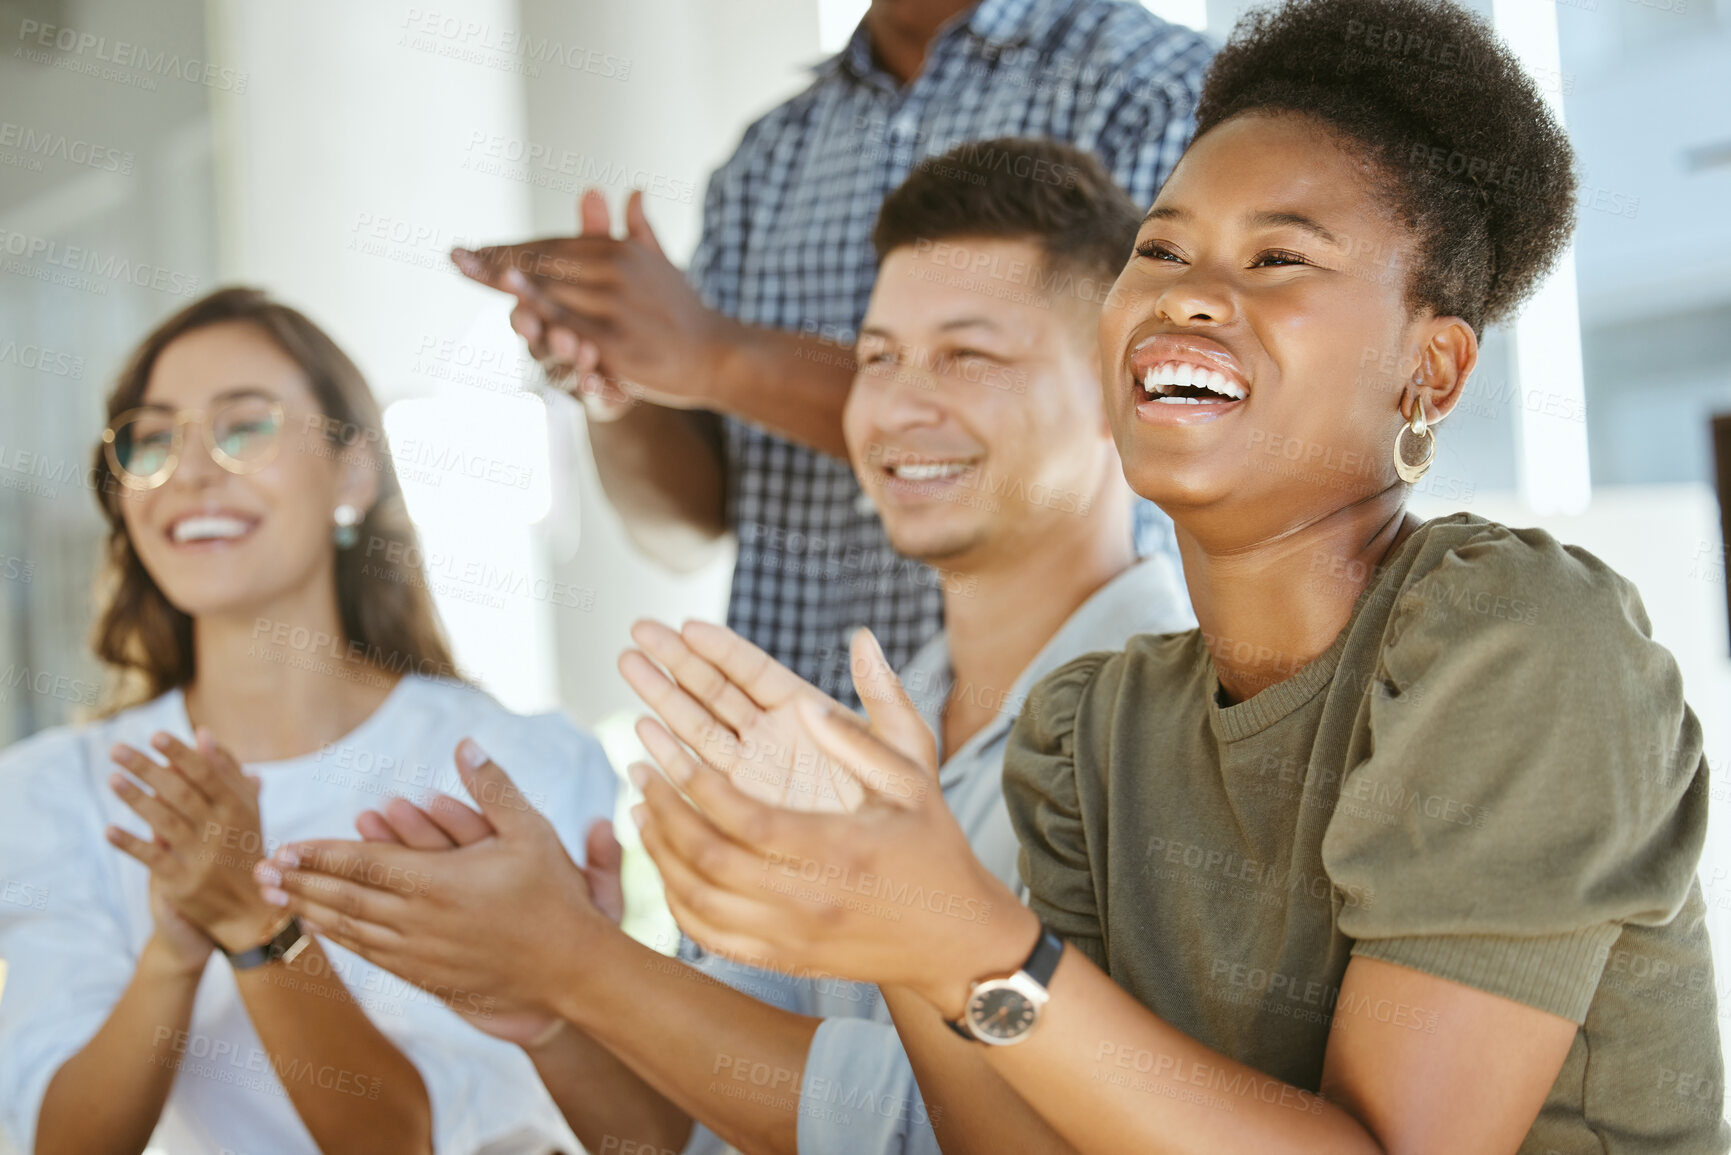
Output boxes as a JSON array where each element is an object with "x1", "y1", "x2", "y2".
[{"x1": 1, "y1": 0, "x2": 1728, "y2": 1146}]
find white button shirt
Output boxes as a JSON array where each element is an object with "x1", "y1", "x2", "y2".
[{"x1": 0, "y1": 675, "x2": 616, "y2": 1155}]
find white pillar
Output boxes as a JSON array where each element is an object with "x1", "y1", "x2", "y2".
[
  {"x1": 1491, "y1": 0, "x2": 1592, "y2": 514},
  {"x1": 204, "y1": 0, "x2": 562, "y2": 711}
]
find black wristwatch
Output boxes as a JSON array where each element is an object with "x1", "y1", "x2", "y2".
[
  {"x1": 947, "y1": 926, "x2": 1065, "y2": 1045},
  {"x1": 224, "y1": 915, "x2": 311, "y2": 971}
]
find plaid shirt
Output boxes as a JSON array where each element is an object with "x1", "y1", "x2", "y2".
[{"x1": 687, "y1": 0, "x2": 1213, "y2": 702}]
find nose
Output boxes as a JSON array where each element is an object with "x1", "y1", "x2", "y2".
[
  {"x1": 163, "y1": 417, "x2": 225, "y2": 491},
  {"x1": 872, "y1": 348, "x2": 952, "y2": 431},
  {"x1": 1153, "y1": 268, "x2": 1234, "y2": 328}
]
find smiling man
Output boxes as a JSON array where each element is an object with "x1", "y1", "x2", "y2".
[
  {"x1": 454, "y1": 0, "x2": 1213, "y2": 709},
  {"x1": 258, "y1": 137, "x2": 1194, "y2": 1155}
]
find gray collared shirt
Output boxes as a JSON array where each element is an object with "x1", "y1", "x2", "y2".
[{"x1": 682, "y1": 556, "x2": 1194, "y2": 1155}]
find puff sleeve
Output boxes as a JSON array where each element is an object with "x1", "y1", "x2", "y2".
[
  {"x1": 1002, "y1": 653, "x2": 1117, "y2": 971},
  {"x1": 1322, "y1": 524, "x2": 1708, "y2": 1022}
]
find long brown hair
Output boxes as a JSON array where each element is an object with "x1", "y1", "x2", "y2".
[{"x1": 91, "y1": 286, "x2": 460, "y2": 711}]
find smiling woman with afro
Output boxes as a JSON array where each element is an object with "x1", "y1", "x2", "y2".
[{"x1": 618, "y1": 0, "x2": 1727, "y2": 1152}]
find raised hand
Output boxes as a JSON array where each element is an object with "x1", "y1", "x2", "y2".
[
  {"x1": 254, "y1": 740, "x2": 609, "y2": 1046},
  {"x1": 451, "y1": 188, "x2": 733, "y2": 417},
  {"x1": 488, "y1": 190, "x2": 634, "y2": 421},
  {"x1": 619, "y1": 620, "x2": 935, "y2": 812},
  {"x1": 106, "y1": 728, "x2": 285, "y2": 955},
  {"x1": 631, "y1": 628, "x2": 1023, "y2": 1017}
]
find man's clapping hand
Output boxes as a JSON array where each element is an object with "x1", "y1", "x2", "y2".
[
  {"x1": 254, "y1": 741, "x2": 625, "y2": 1049},
  {"x1": 452, "y1": 188, "x2": 739, "y2": 422}
]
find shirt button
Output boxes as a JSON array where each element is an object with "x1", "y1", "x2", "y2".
[{"x1": 890, "y1": 112, "x2": 918, "y2": 138}]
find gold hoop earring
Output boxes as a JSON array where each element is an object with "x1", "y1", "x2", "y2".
[{"x1": 1392, "y1": 399, "x2": 1435, "y2": 484}]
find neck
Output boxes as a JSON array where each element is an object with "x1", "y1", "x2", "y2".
[
  {"x1": 1179, "y1": 490, "x2": 1417, "y2": 703},
  {"x1": 936, "y1": 475, "x2": 1134, "y2": 757},
  {"x1": 864, "y1": 0, "x2": 976, "y2": 84},
  {"x1": 181, "y1": 580, "x2": 397, "y2": 764}
]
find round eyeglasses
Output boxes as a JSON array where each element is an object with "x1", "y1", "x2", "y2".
[{"x1": 101, "y1": 396, "x2": 287, "y2": 490}]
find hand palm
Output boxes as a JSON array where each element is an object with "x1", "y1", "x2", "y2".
[
  {"x1": 479, "y1": 189, "x2": 717, "y2": 414},
  {"x1": 706, "y1": 686, "x2": 863, "y2": 811},
  {"x1": 624, "y1": 621, "x2": 936, "y2": 815}
]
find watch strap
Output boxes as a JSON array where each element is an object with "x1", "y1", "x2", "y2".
[
  {"x1": 1021, "y1": 927, "x2": 1066, "y2": 988},
  {"x1": 225, "y1": 915, "x2": 310, "y2": 970}
]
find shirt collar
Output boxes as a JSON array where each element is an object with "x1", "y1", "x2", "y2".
[
  {"x1": 966, "y1": 0, "x2": 1059, "y2": 46},
  {"x1": 813, "y1": 0, "x2": 1065, "y2": 83},
  {"x1": 901, "y1": 554, "x2": 1195, "y2": 776},
  {"x1": 811, "y1": 18, "x2": 879, "y2": 82}
]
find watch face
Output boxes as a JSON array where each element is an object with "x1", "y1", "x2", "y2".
[{"x1": 966, "y1": 983, "x2": 1037, "y2": 1041}]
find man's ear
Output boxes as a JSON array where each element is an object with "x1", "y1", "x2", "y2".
[{"x1": 1403, "y1": 316, "x2": 1477, "y2": 425}]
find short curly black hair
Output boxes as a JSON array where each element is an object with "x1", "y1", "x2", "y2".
[
  {"x1": 1193, "y1": 0, "x2": 1577, "y2": 331},
  {"x1": 872, "y1": 136, "x2": 1142, "y2": 288}
]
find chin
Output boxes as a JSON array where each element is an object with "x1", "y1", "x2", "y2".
[
  {"x1": 154, "y1": 583, "x2": 270, "y2": 623},
  {"x1": 883, "y1": 523, "x2": 990, "y2": 568},
  {"x1": 1118, "y1": 461, "x2": 1232, "y2": 516},
  {"x1": 144, "y1": 558, "x2": 295, "y2": 623}
]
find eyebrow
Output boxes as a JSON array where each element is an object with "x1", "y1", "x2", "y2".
[
  {"x1": 939, "y1": 316, "x2": 1002, "y2": 333},
  {"x1": 1247, "y1": 210, "x2": 1339, "y2": 245},
  {"x1": 858, "y1": 317, "x2": 1002, "y2": 341},
  {"x1": 1142, "y1": 205, "x2": 1340, "y2": 245},
  {"x1": 134, "y1": 386, "x2": 281, "y2": 411}
]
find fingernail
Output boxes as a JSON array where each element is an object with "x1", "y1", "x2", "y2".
[
  {"x1": 504, "y1": 268, "x2": 530, "y2": 292},
  {"x1": 254, "y1": 862, "x2": 281, "y2": 887},
  {"x1": 457, "y1": 738, "x2": 487, "y2": 773},
  {"x1": 627, "y1": 763, "x2": 648, "y2": 792},
  {"x1": 630, "y1": 803, "x2": 647, "y2": 830},
  {"x1": 151, "y1": 732, "x2": 172, "y2": 750},
  {"x1": 262, "y1": 887, "x2": 288, "y2": 907},
  {"x1": 275, "y1": 846, "x2": 301, "y2": 869},
  {"x1": 108, "y1": 772, "x2": 126, "y2": 791}
]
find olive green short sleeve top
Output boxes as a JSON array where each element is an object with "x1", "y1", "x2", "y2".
[{"x1": 1003, "y1": 514, "x2": 1728, "y2": 1153}]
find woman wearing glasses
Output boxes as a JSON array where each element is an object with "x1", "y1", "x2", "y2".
[{"x1": 0, "y1": 288, "x2": 615, "y2": 1155}]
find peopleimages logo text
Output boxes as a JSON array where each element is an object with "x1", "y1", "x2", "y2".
[
  {"x1": 17, "y1": 20, "x2": 250, "y2": 92},
  {"x1": 0, "y1": 229, "x2": 200, "y2": 297}
]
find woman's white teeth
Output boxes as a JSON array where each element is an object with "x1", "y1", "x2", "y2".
[
  {"x1": 172, "y1": 515, "x2": 252, "y2": 543},
  {"x1": 890, "y1": 462, "x2": 970, "y2": 481},
  {"x1": 1140, "y1": 361, "x2": 1248, "y2": 403}
]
